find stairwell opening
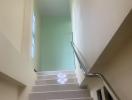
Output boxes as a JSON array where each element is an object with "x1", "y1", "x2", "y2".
[{"x1": 32, "y1": 0, "x2": 75, "y2": 72}]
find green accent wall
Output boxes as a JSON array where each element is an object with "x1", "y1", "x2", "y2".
[{"x1": 39, "y1": 16, "x2": 74, "y2": 71}]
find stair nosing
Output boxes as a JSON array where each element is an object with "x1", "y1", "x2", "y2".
[
  {"x1": 33, "y1": 83, "x2": 79, "y2": 87},
  {"x1": 37, "y1": 73, "x2": 75, "y2": 77},
  {"x1": 37, "y1": 77, "x2": 76, "y2": 80},
  {"x1": 35, "y1": 83, "x2": 77, "y2": 86},
  {"x1": 30, "y1": 89, "x2": 89, "y2": 94},
  {"x1": 37, "y1": 70, "x2": 74, "y2": 73},
  {"x1": 36, "y1": 77, "x2": 76, "y2": 81},
  {"x1": 37, "y1": 71, "x2": 75, "y2": 75},
  {"x1": 48, "y1": 97, "x2": 93, "y2": 100}
]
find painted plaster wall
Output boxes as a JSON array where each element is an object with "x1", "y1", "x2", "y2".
[
  {"x1": 0, "y1": 0, "x2": 36, "y2": 100},
  {"x1": 72, "y1": 0, "x2": 132, "y2": 69},
  {"x1": 39, "y1": 16, "x2": 74, "y2": 71},
  {"x1": 72, "y1": 0, "x2": 132, "y2": 100}
]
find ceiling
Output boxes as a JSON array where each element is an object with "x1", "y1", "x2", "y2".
[{"x1": 35, "y1": 0, "x2": 71, "y2": 17}]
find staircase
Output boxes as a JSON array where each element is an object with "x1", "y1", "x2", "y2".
[{"x1": 29, "y1": 71, "x2": 92, "y2": 100}]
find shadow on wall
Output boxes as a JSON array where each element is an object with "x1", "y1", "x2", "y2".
[{"x1": 91, "y1": 10, "x2": 132, "y2": 100}]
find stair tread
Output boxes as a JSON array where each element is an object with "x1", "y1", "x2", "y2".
[
  {"x1": 37, "y1": 70, "x2": 75, "y2": 75},
  {"x1": 37, "y1": 73, "x2": 75, "y2": 77},
  {"x1": 36, "y1": 77, "x2": 76, "y2": 81},
  {"x1": 31, "y1": 89, "x2": 89, "y2": 93},
  {"x1": 35, "y1": 78, "x2": 77, "y2": 85},
  {"x1": 32, "y1": 84, "x2": 85, "y2": 92},
  {"x1": 30, "y1": 71, "x2": 91, "y2": 100},
  {"x1": 37, "y1": 73, "x2": 76, "y2": 80},
  {"x1": 30, "y1": 90, "x2": 90, "y2": 100},
  {"x1": 48, "y1": 97, "x2": 93, "y2": 100},
  {"x1": 33, "y1": 83, "x2": 78, "y2": 86}
]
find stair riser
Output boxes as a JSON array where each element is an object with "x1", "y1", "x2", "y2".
[
  {"x1": 32, "y1": 84, "x2": 80, "y2": 92},
  {"x1": 61, "y1": 99, "x2": 93, "y2": 100},
  {"x1": 49, "y1": 98, "x2": 92, "y2": 100},
  {"x1": 37, "y1": 74, "x2": 76, "y2": 80},
  {"x1": 36, "y1": 79, "x2": 77, "y2": 85},
  {"x1": 30, "y1": 91, "x2": 90, "y2": 100},
  {"x1": 37, "y1": 71, "x2": 74, "y2": 76}
]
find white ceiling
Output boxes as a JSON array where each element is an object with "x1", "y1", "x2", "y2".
[{"x1": 36, "y1": 0, "x2": 71, "y2": 16}]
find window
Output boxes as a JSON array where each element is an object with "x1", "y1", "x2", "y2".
[{"x1": 32, "y1": 13, "x2": 36, "y2": 58}]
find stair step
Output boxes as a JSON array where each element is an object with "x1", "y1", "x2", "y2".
[
  {"x1": 35, "y1": 78, "x2": 77, "y2": 85},
  {"x1": 37, "y1": 70, "x2": 74, "y2": 76},
  {"x1": 32, "y1": 84, "x2": 81, "y2": 92},
  {"x1": 30, "y1": 71, "x2": 91, "y2": 100},
  {"x1": 37, "y1": 73, "x2": 76, "y2": 80},
  {"x1": 29, "y1": 90, "x2": 90, "y2": 100},
  {"x1": 49, "y1": 97, "x2": 93, "y2": 100}
]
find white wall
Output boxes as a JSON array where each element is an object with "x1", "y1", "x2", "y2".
[
  {"x1": 0, "y1": 0, "x2": 25, "y2": 52},
  {"x1": 72, "y1": 0, "x2": 132, "y2": 69},
  {"x1": 0, "y1": 33, "x2": 36, "y2": 86},
  {"x1": 0, "y1": 77, "x2": 19, "y2": 100},
  {"x1": 72, "y1": 0, "x2": 132, "y2": 100},
  {"x1": 0, "y1": 0, "x2": 36, "y2": 100},
  {"x1": 98, "y1": 38, "x2": 132, "y2": 100}
]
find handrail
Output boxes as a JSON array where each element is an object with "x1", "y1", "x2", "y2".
[
  {"x1": 71, "y1": 42, "x2": 88, "y2": 75},
  {"x1": 71, "y1": 42, "x2": 119, "y2": 100}
]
